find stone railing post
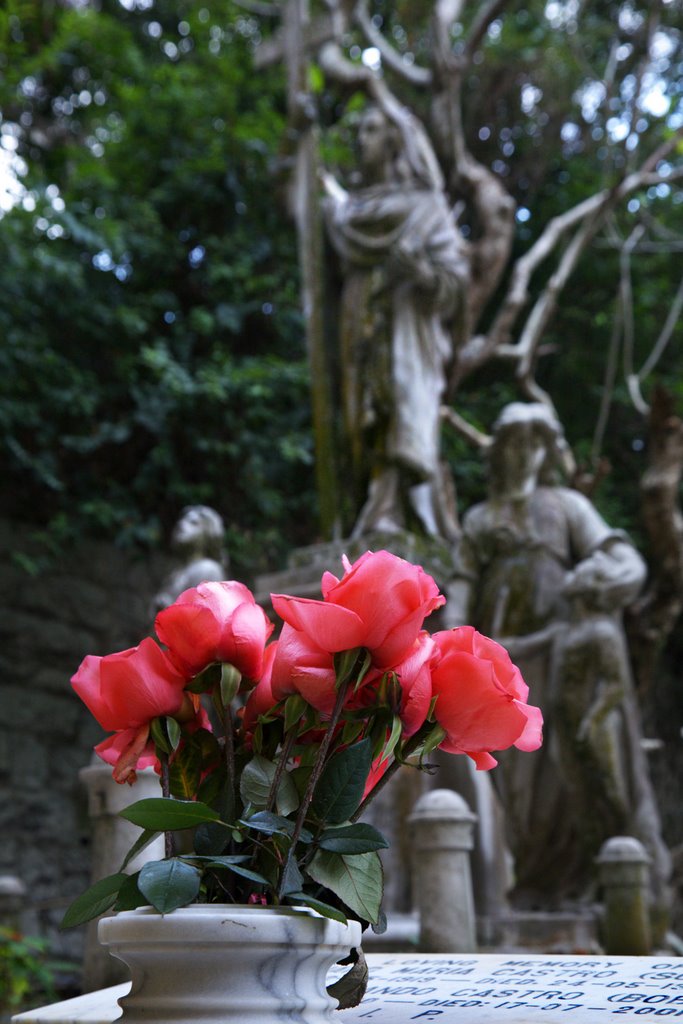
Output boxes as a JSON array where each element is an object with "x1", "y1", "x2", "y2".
[
  {"x1": 408, "y1": 789, "x2": 477, "y2": 953},
  {"x1": 0, "y1": 875, "x2": 26, "y2": 930},
  {"x1": 79, "y1": 757, "x2": 166, "y2": 991},
  {"x1": 596, "y1": 835, "x2": 652, "y2": 955}
]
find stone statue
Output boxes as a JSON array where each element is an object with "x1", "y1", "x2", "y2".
[
  {"x1": 152, "y1": 505, "x2": 227, "y2": 614},
  {"x1": 322, "y1": 101, "x2": 469, "y2": 541},
  {"x1": 446, "y1": 402, "x2": 670, "y2": 910}
]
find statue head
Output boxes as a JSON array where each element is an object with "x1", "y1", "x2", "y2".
[
  {"x1": 489, "y1": 402, "x2": 565, "y2": 499},
  {"x1": 356, "y1": 105, "x2": 402, "y2": 182},
  {"x1": 171, "y1": 505, "x2": 226, "y2": 563},
  {"x1": 354, "y1": 103, "x2": 444, "y2": 191}
]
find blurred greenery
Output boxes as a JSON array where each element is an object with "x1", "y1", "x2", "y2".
[
  {"x1": 0, "y1": 926, "x2": 78, "y2": 1018},
  {"x1": 0, "y1": 0, "x2": 681, "y2": 571},
  {"x1": 0, "y1": 0, "x2": 313, "y2": 580}
]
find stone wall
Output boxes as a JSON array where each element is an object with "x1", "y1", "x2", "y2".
[{"x1": 0, "y1": 520, "x2": 170, "y2": 962}]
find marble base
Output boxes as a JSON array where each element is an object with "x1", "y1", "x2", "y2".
[{"x1": 97, "y1": 905, "x2": 360, "y2": 1024}]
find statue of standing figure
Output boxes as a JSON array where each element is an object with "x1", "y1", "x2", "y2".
[
  {"x1": 322, "y1": 101, "x2": 469, "y2": 541},
  {"x1": 152, "y1": 505, "x2": 227, "y2": 614},
  {"x1": 446, "y1": 402, "x2": 670, "y2": 912}
]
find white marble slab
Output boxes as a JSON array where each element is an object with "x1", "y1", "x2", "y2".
[{"x1": 13, "y1": 953, "x2": 683, "y2": 1023}]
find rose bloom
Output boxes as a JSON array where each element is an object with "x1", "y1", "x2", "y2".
[
  {"x1": 431, "y1": 626, "x2": 543, "y2": 770},
  {"x1": 241, "y1": 642, "x2": 279, "y2": 735},
  {"x1": 271, "y1": 550, "x2": 444, "y2": 670},
  {"x1": 270, "y1": 624, "x2": 338, "y2": 717},
  {"x1": 348, "y1": 631, "x2": 436, "y2": 738},
  {"x1": 155, "y1": 581, "x2": 274, "y2": 681},
  {"x1": 71, "y1": 637, "x2": 192, "y2": 784}
]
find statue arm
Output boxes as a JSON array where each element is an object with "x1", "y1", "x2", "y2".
[
  {"x1": 564, "y1": 540, "x2": 646, "y2": 611},
  {"x1": 562, "y1": 490, "x2": 646, "y2": 609}
]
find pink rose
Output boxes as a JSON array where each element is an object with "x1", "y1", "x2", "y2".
[
  {"x1": 392, "y1": 632, "x2": 436, "y2": 737},
  {"x1": 241, "y1": 642, "x2": 279, "y2": 734},
  {"x1": 270, "y1": 624, "x2": 338, "y2": 717},
  {"x1": 72, "y1": 637, "x2": 188, "y2": 732},
  {"x1": 431, "y1": 626, "x2": 543, "y2": 769},
  {"x1": 271, "y1": 550, "x2": 444, "y2": 669},
  {"x1": 94, "y1": 726, "x2": 158, "y2": 784},
  {"x1": 71, "y1": 637, "x2": 192, "y2": 784},
  {"x1": 155, "y1": 581, "x2": 274, "y2": 680}
]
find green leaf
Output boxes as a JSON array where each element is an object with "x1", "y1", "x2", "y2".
[
  {"x1": 371, "y1": 909, "x2": 388, "y2": 935},
  {"x1": 169, "y1": 744, "x2": 202, "y2": 800},
  {"x1": 327, "y1": 947, "x2": 368, "y2": 1010},
  {"x1": 113, "y1": 873, "x2": 148, "y2": 912},
  {"x1": 307, "y1": 850, "x2": 383, "y2": 925},
  {"x1": 150, "y1": 716, "x2": 172, "y2": 755},
  {"x1": 239, "y1": 811, "x2": 312, "y2": 843},
  {"x1": 185, "y1": 665, "x2": 220, "y2": 694},
  {"x1": 120, "y1": 828, "x2": 161, "y2": 871},
  {"x1": 239, "y1": 755, "x2": 277, "y2": 809},
  {"x1": 279, "y1": 854, "x2": 304, "y2": 896},
  {"x1": 197, "y1": 769, "x2": 225, "y2": 809},
  {"x1": 311, "y1": 739, "x2": 372, "y2": 825},
  {"x1": 203, "y1": 859, "x2": 269, "y2": 885},
  {"x1": 283, "y1": 694, "x2": 307, "y2": 734},
  {"x1": 420, "y1": 723, "x2": 447, "y2": 758},
  {"x1": 119, "y1": 798, "x2": 221, "y2": 831},
  {"x1": 333, "y1": 647, "x2": 364, "y2": 687},
  {"x1": 319, "y1": 823, "x2": 389, "y2": 854},
  {"x1": 220, "y1": 663, "x2": 241, "y2": 705},
  {"x1": 166, "y1": 716, "x2": 181, "y2": 751},
  {"x1": 286, "y1": 893, "x2": 348, "y2": 924},
  {"x1": 341, "y1": 719, "x2": 365, "y2": 746},
  {"x1": 61, "y1": 873, "x2": 128, "y2": 929},
  {"x1": 239, "y1": 756, "x2": 298, "y2": 815},
  {"x1": 376, "y1": 714, "x2": 402, "y2": 765},
  {"x1": 275, "y1": 771, "x2": 300, "y2": 816},
  {"x1": 138, "y1": 859, "x2": 202, "y2": 913},
  {"x1": 193, "y1": 820, "x2": 233, "y2": 856}
]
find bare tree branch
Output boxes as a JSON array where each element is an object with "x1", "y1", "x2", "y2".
[
  {"x1": 592, "y1": 297, "x2": 623, "y2": 463},
  {"x1": 233, "y1": 0, "x2": 281, "y2": 15},
  {"x1": 352, "y1": 0, "x2": 433, "y2": 85},
  {"x1": 638, "y1": 273, "x2": 683, "y2": 383},
  {"x1": 454, "y1": 128, "x2": 683, "y2": 383},
  {"x1": 621, "y1": 224, "x2": 648, "y2": 412},
  {"x1": 440, "y1": 405, "x2": 491, "y2": 449},
  {"x1": 464, "y1": 0, "x2": 514, "y2": 61}
]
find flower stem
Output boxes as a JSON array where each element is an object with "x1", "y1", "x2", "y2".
[
  {"x1": 159, "y1": 752, "x2": 175, "y2": 858},
  {"x1": 223, "y1": 701, "x2": 236, "y2": 821},
  {"x1": 278, "y1": 674, "x2": 352, "y2": 898},
  {"x1": 349, "y1": 726, "x2": 430, "y2": 823},
  {"x1": 266, "y1": 725, "x2": 297, "y2": 814}
]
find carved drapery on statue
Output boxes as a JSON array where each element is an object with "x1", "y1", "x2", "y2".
[
  {"x1": 446, "y1": 403, "x2": 671, "y2": 914},
  {"x1": 323, "y1": 104, "x2": 469, "y2": 540}
]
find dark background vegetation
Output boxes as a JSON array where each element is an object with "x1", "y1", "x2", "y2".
[{"x1": 1, "y1": 0, "x2": 681, "y2": 579}]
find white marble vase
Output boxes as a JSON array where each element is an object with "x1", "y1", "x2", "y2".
[{"x1": 98, "y1": 904, "x2": 361, "y2": 1024}]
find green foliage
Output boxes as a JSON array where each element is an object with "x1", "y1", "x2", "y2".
[
  {"x1": 61, "y1": 724, "x2": 391, "y2": 932},
  {"x1": 0, "y1": 0, "x2": 313, "y2": 577},
  {"x1": 0, "y1": 926, "x2": 76, "y2": 1016}
]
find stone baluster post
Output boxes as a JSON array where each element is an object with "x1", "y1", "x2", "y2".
[
  {"x1": 408, "y1": 789, "x2": 477, "y2": 953},
  {"x1": 0, "y1": 875, "x2": 26, "y2": 930},
  {"x1": 596, "y1": 835, "x2": 652, "y2": 955},
  {"x1": 79, "y1": 756, "x2": 166, "y2": 992}
]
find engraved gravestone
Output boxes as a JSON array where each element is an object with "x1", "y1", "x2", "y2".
[{"x1": 12, "y1": 954, "x2": 683, "y2": 1023}]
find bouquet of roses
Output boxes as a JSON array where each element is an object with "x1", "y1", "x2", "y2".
[{"x1": 62, "y1": 550, "x2": 541, "y2": 941}]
